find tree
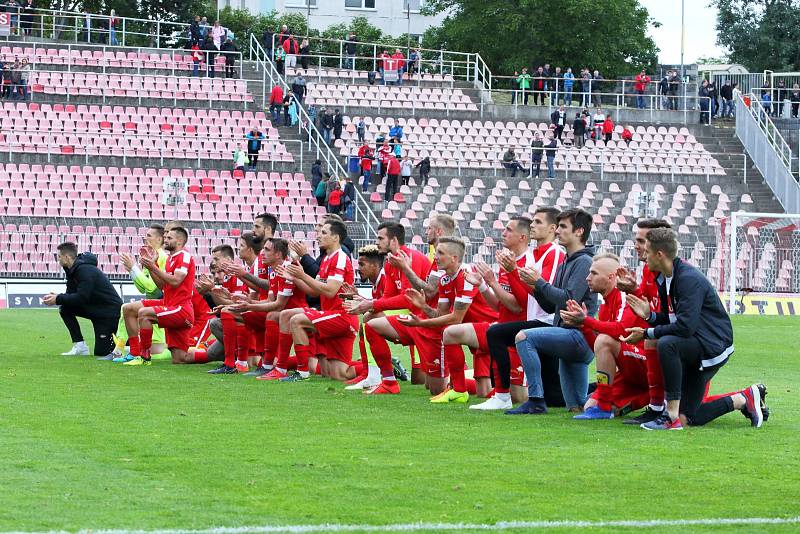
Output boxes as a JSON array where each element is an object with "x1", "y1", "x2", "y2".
[
  {"x1": 714, "y1": 0, "x2": 800, "y2": 71},
  {"x1": 421, "y1": 0, "x2": 658, "y2": 77}
]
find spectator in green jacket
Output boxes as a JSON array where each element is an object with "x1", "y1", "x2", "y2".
[{"x1": 517, "y1": 67, "x2": 532, "y2": 105}]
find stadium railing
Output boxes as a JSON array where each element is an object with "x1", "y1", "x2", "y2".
[{"x1": 250, "y1": 33, "x2": 380, "y2": 235}]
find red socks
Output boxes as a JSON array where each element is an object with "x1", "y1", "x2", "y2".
[
  {"x1": 645, "y1": 351, "x2": 665, "y2": 409},
  {"x1": 139, "y1": 327, "x2": 153, "y2": 353},
  {"x1": 275, "y1": 331, "x2": 294, "y2": 371},
  {"x1": 355, "y1": 325, "x2": 369, "y2": 378},
  {"x1": 129, "y1": 336, "x2": 141, "y2": 357},
  {"x1": 465, "y1": 378, "x2": 477, "y2": 395},
  {"x1": 295, "y1": 344, "x2": 312, "y2": 373},
  {"x1": 220, "y1": 312, "x2": 238, "y2": 367},
  {"x1": 235, "y1": 323, "x2": 250, "y2": 361},
  {"x1": 364, "y1": 323, "x2": 394, "y2": 379},
  {"x1": 444, "y1": 344, "x2": 466, "y2": 393},
  {"x1": 263, "y1": 320, "x2": 279, "y2": 367},
  {"x1": 193, "y1": 349, "x2": 209, "y2": 363}
]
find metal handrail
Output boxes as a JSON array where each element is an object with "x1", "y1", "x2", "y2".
[
  {"x1": 744, "y1": 93, "x2": 795, "y2": 172},
  {"x1": 250, "y1": 34, "x2": 379, "y2": 234}
]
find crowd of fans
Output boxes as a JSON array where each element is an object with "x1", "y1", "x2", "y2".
[{"x1": 0, "y1": 57, "x2": 30, "y2": 100}]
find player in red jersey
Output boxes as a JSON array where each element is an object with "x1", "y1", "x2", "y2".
[
  {"x1": 121, "y1": 227, "x2": 196, "y2": 365},
  {"x1": 275, "y1": 220, "x2": 360, "y2": 382},
  {"x1": 613, "y1": 218, "x2": 672, "y2": 424},
  {"x1": 206, "y1": 232, "x2": 269, "y2": 374},
  {"x1": 193, "y1": 245, "x2": 240, "y2": 363},
  {"x1": 360, "y1": 214, "x2": 456, "y2": 395},
  {"x1": 344, "y1": 222, "x2": 430, "y2": 389}
]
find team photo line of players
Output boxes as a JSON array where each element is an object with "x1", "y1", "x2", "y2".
[{"x1": 53, "y1": 207, "x2": 770, "y2": 431}]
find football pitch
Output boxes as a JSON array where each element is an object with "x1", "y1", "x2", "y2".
[{"x1": 1, "y1": 309, "x2": 799, "y2": 533}]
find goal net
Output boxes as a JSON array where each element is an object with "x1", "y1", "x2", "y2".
[{"x1": 715, "y1": 212, "x2": 800, "y2": 315}]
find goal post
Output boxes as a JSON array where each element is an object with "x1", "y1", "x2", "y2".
[{"x1": 718, "y1": 211, "x2": 800, "y2": 315}]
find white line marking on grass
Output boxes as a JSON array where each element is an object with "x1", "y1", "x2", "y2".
[{"x1": 4, "y1": 516, "x2": 800, "y2": 533}]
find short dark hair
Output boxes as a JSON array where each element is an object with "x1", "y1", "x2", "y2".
[
  {"x1": 510, "y1": 216, "x2": 532, "y2": 236},
  {"x1": 164, "y1": 220, "x2": 186, "y2": 231},
  {"x1": 556, "y1": 208, "x2": 593, "y2": 243},
  {"x1": 325, "y1": 220, "x2": 348, "y2": 243},
  {"x1": 358, "y1": 244, "x2": 384, "y2": 265},
  {"x1": 646, "y1": 228, "x2": 679, "y2": 259},
  {"x1": 149, "y1": 223, "x2": 165, "y2": 237},
  {"x1": 534, "y1": 206, "x2": 560, "y2": 226},
  {"x1": 169, "y1": 226, "x2": 189, "y2": 244},
  {"x1": 212, "y1": 244, "x2": 235, "y2": 259},
  {"x1": 377, "y1": 221, "x2": 406, "y2": 245},
  {"x1": 636, "y1": 218, "x2": 672, "y2": 230},
  {"x1": 57, "y1": 242, "x2": 78, "y2": 258},
  {"x1": 255, "y1": 213, "x2": 278, "y2": 234},
  {"x1": 269, "y1": 237, "x2": 290, "y2": 258},
  {"x1": 324, "y1": 213, "x2": 344, "y2": 224},
  {"x1": 240, "y1": 231, "x2": 263, "y2": 253}
]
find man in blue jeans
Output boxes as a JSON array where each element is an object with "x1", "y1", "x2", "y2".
[{"x1": 507, "y1": 208, "x2": 598, "y2": 414}]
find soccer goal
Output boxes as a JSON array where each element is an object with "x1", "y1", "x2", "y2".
[{"x1": 716, "y1": 212, "x2": 800, "y2": 315}]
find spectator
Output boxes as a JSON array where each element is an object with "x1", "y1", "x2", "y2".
[
  {"x1": 511, "y1": 70, "x2": 520, "y2": 104},
  {"x1": 359, "y1": 143, "x2": 374, "y2": 192},
  {"x1": 720, "y1": 80, "x2": 733, "y2": 119},
  {"x1": 233, "y1": 145, "x2": 249, "y2": 173},
  {"x1": 199, "y1": 16, "x2": 209, "y2": 40},
  {"x1": 314, "y1": 172, "x2": 328, "y2": 206},
  {"x1": 282, "y1": 93, "x2": 292, "y2": 126},
  {"x1": 602, "y1": 114, "x2": 614, "y2": 145},
  {"x1": 190, "y1": 15, "x2": 202, "y2": 45},
  {"x1": 108, "y1": 9, "x2": 119, "y2": 46},
  {"x1": 283, "y1": 34, "x2": 299, "y2": 69},
  {"x1": 220, "y1": 38, "x2": 238, "y2": 79},
  {"x1": 572, "y1": 113, "x2": 585, "y2": 149},
  {"x1": 333, "y1": 109, "x2": 343, "y2": 141},
  {"x1": 262, "y1": 26, "x2": 274, "y2": 55},
  {"x1": 389, "y1": 119, "x2": 403, "y2": 141},
  {"x1": 551, "y1": 66, "x2": 562, "y2": 105},
  {"x1": 291, "y1": 74, "x2": 307, "y2": 104},
  {"x1": 377, "y1": 138, "x2": 391, "y2": 179},
  {"x1": 392, "y1": 137, "x2": 402, "y2": 158},
  {"x1": 592, "y1": 107, "x2": 605, "y2": 141},
  {"x1": 502, "y1": 147, "x2": 527, "y2": 177},
  {"x1": 532, "y1": 66, "x2": 546, "y2": 105},
  {"x1": 592, "y1": 70, "x2": 604, "y2": 106},
  {"x1": 288, "y1": 94, "x2": 299, "y2": 126},
  {"x1": 345, "y1": 32, "x2": 357, "y2": 70},
  {"x1": 415, "y1": 156, "x2": 431, "y2": 185},
  {"x1": 530, "y1": 132, "x2": 544, "y2": 178},
  {"x1": 407, "y1": 49, "x2": 420, "y2": 79},
  {"x1": 517, "y1": 68, "x2": 532, "y2": 105},
  {"x1": 1, "y1": 59, "x2": 12, "y2": 99},
  {"x1": 307, "y1": 101, "x2": 318, "y2": 136},
  {"x1": 580, "y1": 68, "x2": 592, "y2": 107},
  {"x1": 392, "y1": 49, "x2": 405, "y2": 85},
  {"x1": 202, "y1": 36, "x2": 218, "y2": 78},
  {"x1": 299, "y1": 38, "x2": 310, "y2": 71},
  {"x1": 18, "y1": 57, "x2": 29, "y2": 100},
  {"x1": 707, "y1": 79, "x2": 718, "y2": 118},
  {"x1": 277, "y1": 24, "x2": 289, "y2": 46},
  {"x1": 273, "y1": 42, "x2": 285, "y2": 75},
  {"x1": 791, "y1": 83, "x2": 800, "y2": 119},
  {"x1": 378, "y1": 50, "x2": 390, "y2": 85},
  {"x1": 621, "y1": 125, "x2": 633, "y2": 145},
  {"x1": 269, "y1": 84, "x2": 284, "y2": 124},
  {"x1": 342, "y1": 176, "x2": 356, "y2": 220},
  {"x1": 731, "y1": 82, "x2": 741, "y2": 118},
  {"x1": 245, "y1": 127, "x2": 265, "y2": 171},
  {"x1": 761, "y1": 91, "x2": 772, "y2": 118},
  {"x1": 320, "y1": 108, "x2": 333, "y2": 145},
  {"x1": 634, "y1": 69, "x2": 650, "y2": 109},
  {"x1": 400, "y1": 154, "x2": 414, "y2": 186},
  {"x1": 210, "y1": 20, "x2": 225, "y2": 49},
  {"x1": 385, "y1": 156, "x2": 401, "y2": 202},
  {"x1": 563, "y1": 67, "x2": 575, "y2": 105},
  {"x1": 551, "y1": 105, "x2": 567, "y2": 141},
  {"x1": 9, "y1": 59, "x2": 21, "y2": 100},
  {"x1": 699, "y1": 79, "x2": 711, "y2": 123},
  {"x1": 191, "y1": 42, "x2": 203, "y2": 77},
  {"x1": 311, "y1": 159, "x2": 323, "y2": 192},
  {"x1": 326, "y1": 173, "x2": 339, "y2": 205},
  {"x1": 668, "y1": 70, "x2": 680, "y2": 110},
  {"x1": 21, "y1": 0, "x2": 32, "y2": 36},
  {"x1": 356, "y1": 117, "x2": 366, "y2": 143},
  {"x1": 659, "y1": 73, "x2": 670, "y2": 110},
  {"x1": 776, "y1": 79, "x2": 787, "y2": 117},
  {"x1": 328, "y1": 181, "x2": 343, "y2": 215},
  {"x1": 544, "y1": 133, "x2": 557, "y2": 179}
]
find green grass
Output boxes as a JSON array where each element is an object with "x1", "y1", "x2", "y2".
[{"x1": 1, "y1": 310, "x2": 799, "y2": 532}]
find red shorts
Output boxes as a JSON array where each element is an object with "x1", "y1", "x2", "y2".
[
  {"x1": 386, "y1": 315, "x2": 445, "y2": 378},
  {"x1": 304, "y1": 308, "x2": 358, "y2": 363},
  {"x1": 242, "y1": 310, "x2": 267, "y2": 332},
  {"x1": 189, "y1": 317, "x2": 213, "y2": 347},
  {"x1": 472, "y1": 322, "x2": 523, "y2": 384},
  {"x1": 143, "y1": 299, "x2": 194, "y2": 352},
  {"x1": 590, "y1": 343, "x2": 651, "y2": 411}
]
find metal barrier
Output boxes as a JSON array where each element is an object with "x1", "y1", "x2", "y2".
[{"x1": 735, "y1": 94, "x2": 800, "y2": 213}]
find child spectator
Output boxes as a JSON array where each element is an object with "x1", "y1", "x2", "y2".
[{"x1": 621, "y1": 125, "x2": 633, "y2": 145}]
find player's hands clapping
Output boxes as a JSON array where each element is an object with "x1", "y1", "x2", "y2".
[
  {"x1": 120, "y1": 253, "x2": 135, "y2": 271},
  {"x1": 473, "y1": 261, "x2": 496, "y2": 285},
  {"x1": 626, "y1": 294, "x2": 651, "y2": 320},
  {"x1": 387, "y1": 249, "x2": 411, "y2": 271},
  {"x1": 463, "y1": 268, "x2": 483, "y2": 287},
  {"x1": 219, "y1": 259, "x2": 247, "y2": 278},
  {"x1": 195, "y1": 274, "x2": 215, "y2": 294},
  {"x1": 404, "y1": 287, "x2": 426, "y2": 310},
  {"x1": 289, "y1": 240, "x2": 308, "y2": 258},
  {"x1": 560, "y1": 299, "x2": 588, "y2": 327},
  {"x1": 211, "y1": 286, "x2": 231, "y2": 301},
  {"x1": 616, "y1": 266, "x2": 638, "y2": 294},
  {"x1": 284, "y1": 263, "x2": 305, "y2": 280},
  {"x1": 621, "y1": 327, "x2": 646, "y2": 344},
  {"x1": 518, "y1": 266, "x2": 541, "y2": 287},
  {"x1": 496, "y1": 249, "x2": 517, "y2": 273},
  {"x1": 397, "y1": 313, "x2": 422, "y2": 326}
]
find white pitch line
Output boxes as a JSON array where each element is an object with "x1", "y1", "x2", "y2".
[{"x1": 3, "y1": 516, "x2": 800, "y2": 534}]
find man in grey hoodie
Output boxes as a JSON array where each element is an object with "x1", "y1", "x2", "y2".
[{"x1": 507, "y1": 208, "x2": 598, "y2": 414}]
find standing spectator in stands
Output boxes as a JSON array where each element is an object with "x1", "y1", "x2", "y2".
[
  {"x1": 572, "y1": 113, "x2": 585, "y2": 149},
  {"x1": 269, "y1": 84, "x2": 284, "y2": 125},
  {"x1": 511, "y1": 70, "x2": 519, "y2": 104},
  {"x1": 246, "y1": 127, "x2": 265, "y2": 171},
  {"x1": 791, "y1": 83, "x2": 800, "y2": 118},
  {"x1": 299, "y1": 38, "x2": 310, "y2": 71},
  {"x1": 44, "y1": 243, "x2": 122, "y2": 357},
  {"x1": 378, "y1": 50, "x2": 390, "y2": 85},
  {"x1": 385, "y1": 155, "x2": 401, "y2": 202},
  {"x1": 307, "y1": 100, "x2": 318, "y2": 138},
  {"x1": 200, "y1": 17, "x2": 210, "y2": 41},
  {"x1": 720, "y1": 80, "x2": 733, "y2": 118},
  {"x1": 320, "y1": 108, "x2": 333, "y2": 145},
  {"x1": 314, "y1": 172, "x2": 328, "y2": 206},
  {"x1": 326, "y1": 173, "x2": 339, "y2": 205},
  {"x1": 333, "y1": 109, "x2": 343, "y2": 141},
  {"x1": 328, "y1": 181, "x2": 343, "y2": 215},
  {"x1": 221, "y1": 38, "x2": 238, "y2": 79},
  {"x1": 532, "y1": 66, "x2": 545, "y2": 105},
  {"x1": 668, "y1": 69, "x2": 680, "y2": 110},
  {"x1": 1, "y1": 59, "x2": 12, "y2": 99},
  {"x1": 592, "y1": 70, "x2": 604, "y2": 106},
  {"x1": 345, "y1": 32, "x2": 358, "y2": 70},
  {"x1": 233, "y1": 145, "x2": 249, "y2": 173},
  {"x1": 392, "y1": 137, "x2": 402, "y2": 158},
  {"x1": 621, "y1": 125, "x2": 633, "y2": 145},
  {"x1": 389, "y1": 119, "x2": 404, "y2": 141},
  {"x1": 291, "y1": 74, "x2": 307, "y2": 104},
  {"x1": 108, "y1": 9, "x2": 119, "y2": 46},
  {"x1": 551, "y1": 105, "x2": 567, "y2": 141},
  {"x1": 530, "y1": 132, "x2": 544, "y2": 177},
  {"x1": 542, "y1": 64, "x2": 552, "y2": 103},
  {"x1": 761, "y1": 91, "x2": 772, "y2": 118},
  {"x1": 699, "y1": 79, "x2": 711, "y2": 123},
  {"x1": 191, "y1": 42, "x2": 203, "y2": 77},
  {"x1": 400, "y1": 154, "x2": 414, "y2": 186},
  {"x1": 9, "y1": 59, "x2": 21, "y2": 100},
  {"x1": 356, "y1": 118, "x2": 366, "y2": 143},
  {"x1": 282, "y1": 93, "x2": 293, "y2": 126},
  {"x1": 634, "y1": 69, "x2": 650, "y2": 109},
  {"x1": 592, "y1": 107, "x2": 605, "y2": 141},
  {"x1": 659, "y1": 72, "x2": 670, "y2": 110},
  {"x1": 502, "y1": 147, "x2": 527, "y2": 177},
  {"x1": 544, "y1": 133, "x2": 557, "y2": 179},
  {"x1": 21, "y1": 0, "x2": 33, "y2": 36},
  {"x1": 392, "y1": 49, "x2": 406, "y2": 85},
  {"x1": 517, "y1": 68, "x2": 532, "y2": 105},
  {"x1": 580, "y1": 68, "x2": 592, "y2": 107},
  {"x1": 262, "y1": 27, "x2": 274, "y2": 56},
  {"x1": 602, "y1": 114, "x2": 614, "y2": 145},
  {"x1": 552, "y1": 66, "x2": 563, "y2": 105},
  {"x1": 283, "y1": 34, "x2": 299, "y2": 69},
  {"x1": 408, "y1": 49, "x2": 421, "y2": 79},
  {"x1": 776, "y1": 79, "x2": 787, "y2": 117},
  {"x1": 707, "y1": 79, "x2": 719, "y2": 118},
  {"x1": 203, "y1": 36, "x2": 218, "y2": 78},
  {"x1": 342, "y1": 176, "x2": 356, "y2": 220},
  {"x1": 288, "y1": 94, "x2": 300, "y2": 126},
  {"x1": 415, "y1": 156, "x2": 431, "y2": 185},
  {"x1": 377, "y1": 137, "x2": 391, "y2": 180},
  {"x1": 211, "y1": 20, "x2": 225, "y2": 49},
  {"x1": 17, "y1": 58, "x2": 29, "y2": 100},
  {"x1": 190, "y1": 16, "x2": 202, "y2": 45},
  {"x1": 277, "y1": 24, "x2": 289, "y2": 46},
  {"x1": 83, "y1": 9, "x2": 92, "y2": 43},
  {"x1": 359, "y1": 144, "x2": 374, "y2": 192},
  {"x1": 311, "y1": 159, "x2": 323, "y2": 193},
  {"x1": 563, "y1": 67, "x2": 574, "y2": 105},
  {"x1": 273, "y1": 43, "x2": 285, "y2": 75}
]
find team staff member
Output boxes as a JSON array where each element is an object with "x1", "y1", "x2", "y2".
[{"x1": 45, "y1": 242, "x2": 122, "y2": 357}]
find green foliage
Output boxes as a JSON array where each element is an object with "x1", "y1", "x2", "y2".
[
  {"x1": 422, "y1": 0, "x2": 659, "y2": 77},
  {"x1": 714, "y1": 0, "x2": 800, "y2": 71}
]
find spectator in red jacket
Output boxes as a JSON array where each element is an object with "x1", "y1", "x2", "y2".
[
  {"x1": 602, "y1": 114, "x2": 615, "y2": 145},
  {"x1": 621, "y1": 125, "x2": 633, "y2": 145},
  {"x1": 269, "y1": 85, "x2": 284, "y2": 124},
  {"x1": 392, "y1": 49, "x2": 406, "y2": 85},
  {"x1": 634, "y1": 70, "x2": 651, "y2": 109},
  {"x1": 385, "y1": 156, "x2": 401, "y2": 202},
  {"x1": 328, "y1": 182, "x2": 344, "y2": 215},
  {"x1": 283, "y1": 34, "x2": 299, "y2": 69},
  {"x1": 359, "y1": 144, "x2": 374, "y2": 192}
]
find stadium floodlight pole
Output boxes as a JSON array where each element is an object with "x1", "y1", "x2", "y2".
[
  {"x1": 680, "y1": 0, "x2": 685, "y2": 81},
  {"x1": 407, "y1": 3, "x2": 411, "y2": 57}
]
